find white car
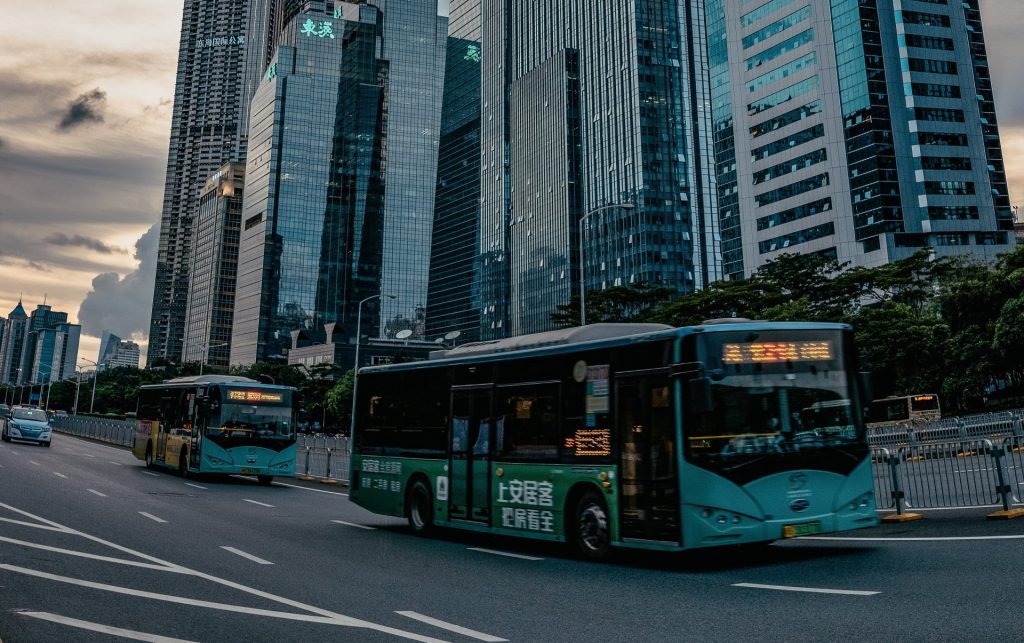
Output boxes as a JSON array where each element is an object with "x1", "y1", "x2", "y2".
[{"x1": 2, "y1": 406, "x2": 52, "y2": 446}]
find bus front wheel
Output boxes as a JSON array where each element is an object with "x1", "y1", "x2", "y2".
[
  {"x1": 257, "y1": 475, "x2": 274, "y2": 486},
  {"x1": 406, "y1": 479, "x2": 434, "y2": 536},
  {"x1": 144, "y1": 444, "x2": 154, "y2": 469},
  {"x1": 572, "y1": 491, "x2": 611, "y2": 560}
]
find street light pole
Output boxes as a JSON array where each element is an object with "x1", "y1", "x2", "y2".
[
  {"x1": 349, "y1": 293, "x2": 396, "y2": 446},
  {"x1": 578, "y1": 203, "x2": 635, "y2": 326},
  {"x1": 72, "y1": 370, "x2": 82, "y2": 416},
  {"x1": 79, "y1": 358, "x2": 100, "y2": 414}
]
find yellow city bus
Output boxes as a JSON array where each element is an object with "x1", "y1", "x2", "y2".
[
  {"x1": 132, "y1": 375, "x2": 297, "y2": 484},
  {"x1": 866, "y1": 394, "x2": 941, "y2": 427}
]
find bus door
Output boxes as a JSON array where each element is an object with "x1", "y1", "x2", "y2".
[
  {"x1": 156, "y1": 394, "x2": 177, "y2": 462},
  {"x1": 449, "y1": 387, "x2": 493, "y2": 523},
  {"x1": 616, "y1": 370, "x2": 680, "y2": 543}
]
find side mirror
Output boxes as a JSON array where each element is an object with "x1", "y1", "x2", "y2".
[{"x1": 687, "y1": 377, "x2": 715, "y2": 415}]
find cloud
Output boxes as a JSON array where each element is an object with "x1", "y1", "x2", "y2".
[
  {"x1": 57, "y1": 88, "x2": 107, "y2": 131},
  {"x1": 76, "y1": 224, "x2": 158, "y2": 340},
  {"x1": 45, "y1": 233, "x2": 127, "y2": 255}
]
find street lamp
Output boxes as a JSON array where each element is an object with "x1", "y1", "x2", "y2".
[
  {"x1": 181, "y1": 339, "x2": 229, "y2": 375},
  {"x1": 579, "y1": 202, "x2": 635, "y2": 326},
  {"x1": 79, "y1": 358, "x2": 103, "y2": 414},
  {"x1": 349, "y1": 293, "x2": 397, "y2": 445}
]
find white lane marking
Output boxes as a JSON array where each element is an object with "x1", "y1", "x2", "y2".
[
  {"x1": 87, "y1": 489, "x2": 107, "y2": 497},
  {"x1": 396, "y1": 611, "x2": 507, "y2": 642},
  {"x1": 0, "y1": 502, "x2": 449, "y2": 643},
  {"x1": 109, "y1": 461, "x2": 122, "y2": 466},
  {"x1": 268, "y1": 479, "x2": 348, "y2": 496},
  {"x1": 53, "y1": 472, "x2": 68, "y2": 479},
  {"x1": 184, "y1": 482, "x2": 207, "y2": 490},
  {"x1": 733, "y1": 583, "x2": 879, "y2": 596},
  {"x1": 801, "y1": 534, "x2": 1024, "y2": 542},
  {"x1": 331, "y1": 520, "x2": 376, "y2": 530},
  {"x1": 139, "y1": 512, "x2": 167, "y2": 524},
  {"x1": 142, "y1": 471, "x2": 159, "y2": 477},
  {"x1": 0, "y1": 517, "x2": 67, "y2": 532},
  {"x1": 80, "y1": 453, "x2": 96, "y2": 458},
  {"x1": 243, "y1": 499, "x2": 275, "y2": 508},
  {"x1": 18, "y1": 611, "x2": 196, "y2": 643},
  {"x1": 221, "y1": 546, "x2": 274, "y2": 565},
  {"x1": 30, "y1": 460, "x2": 40, "y2": 466},
  {"x1": 0, "y1": 535, "x2": 188, "y2": 571},
  {"x1": 467, "y1": 547, "x2": 544, "y2": 561}
]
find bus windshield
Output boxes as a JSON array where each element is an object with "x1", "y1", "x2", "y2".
[
  {"x1": 684, "y1": 330, "x2": 866, "y2": 483},
  {"x1": 206, "y1": 387, "x2": 294, "y2": 440}
]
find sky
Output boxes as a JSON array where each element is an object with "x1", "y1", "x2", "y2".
[{"x1": 0, "y1": 0, "x2": 1022, "y2": 369}]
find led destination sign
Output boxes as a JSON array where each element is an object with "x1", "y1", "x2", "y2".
[
  {"x1": 722, "y1": 340, "x2": 833, "y2": 364},
  {"x1": 227, "y1": 390, "x2": 285, "y2": 404}
]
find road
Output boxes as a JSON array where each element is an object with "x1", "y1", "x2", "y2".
[{"x1": 1, "y1": 434, "x2": 1022, "y2": 642}]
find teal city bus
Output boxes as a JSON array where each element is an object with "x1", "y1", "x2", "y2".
[
  {"x1": 132, "y1": 375, "x2": 297, "y2": 484},
  {"x1": 349, "y1": 322, "x2": 878, "y2": 559}
]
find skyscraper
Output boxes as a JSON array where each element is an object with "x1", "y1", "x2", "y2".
[
  {"x1": 183, "y1": 163, "x2": 245, "y2": 367},
  {"x1": 435, "y1": 0, "x2": 718, "y2": 339},
  {"x1": 708, "y1": 0, "x2": 1015, "y2": 278},
  {"x1": 147, "y1": 0, "x2": 251, "y2": 366},
  {"x1": 230, "y1": 1, "x2": 447, "y2": 366},
  {"x1": 0, "y1": 301, "x2": 26, "y2": 386}
]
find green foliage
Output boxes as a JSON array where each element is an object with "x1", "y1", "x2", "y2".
[{"x1": 551, "y1": 283, "x2": 674, "y2": 327}]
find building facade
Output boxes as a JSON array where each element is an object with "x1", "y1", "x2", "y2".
[
  {"x1": 438, "y1": 0, "x2": 717, "y2": 339},
  {"x1": 147, "y1": 0, "x2": 251, "y2": 366},
  {"x1": 231, "y1": 1, "x2": 447, "y2": 366},
  {"x1": 708, "y1": 0, "x2": 1015, "y2": 278},
  {"x1": 426, "y1": 0, "x2": 483, "y2": 344},
  {"x1": 98, "y1": 331, "x2": 141, "y2": 370},
  {"x1": 183, "y1": 163, "x2": 245, "y2": 367},
  {"x1": 0, "y1": 301, "x2": 27, "y2": 386},
  {"x1": 30, "y1": 323, "x2": 81, "y2": 385}
]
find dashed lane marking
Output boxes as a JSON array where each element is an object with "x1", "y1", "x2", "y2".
[
  {"x1": 109, "y1": 461, "x2": 122, "y2": 466},
  {"x1": 243, "y1": 499, "x2": 274, "y2": 508},
  {"x1": 220, "y1": 546, "x2": 274, "y2": 565},
  {"x1": 87, "y1": 489, "x2": 107, "y2": 497},
  {"x1": 396, "y1": 611, "x2": 507, "y2": 642},
  {"x1": 17, "y1": 611, "x2": 196, "y2": 643},
  {"x1": 142, "y1": 471, "x2": 159, "y2": 477},
  {"x1": 330, "y1": 520, "x2": 375, "y2": 530},
  {"x1": 467, "y1": 547, "x2": 543, "y2": 561},
  {"x1": 53, "y1": 472, "x2": 67, "y2": 479},
  {"x1": 139, "y1": 512, "x2": 167, "y2": 524},
  {"x1": 232, "y1": 475, "x2": 348, "y2": 497},
  {"x1": 733, "y1": 583, "x2": 879, "y2": 596},
  {"x1": 29, "y1": 460, "x2": 40, "y2": 466},
  {"x1": 184, "y1": 482, "x2": 207, "y2": 490}
]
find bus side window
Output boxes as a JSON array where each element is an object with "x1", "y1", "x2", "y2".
[{"x1": 499, "y1": 384, "x2": 560, "y2": 460}]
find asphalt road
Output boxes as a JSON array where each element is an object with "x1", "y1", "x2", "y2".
[{"x1": 1, "y1": 434, "x2": 1022, "y2": 643}]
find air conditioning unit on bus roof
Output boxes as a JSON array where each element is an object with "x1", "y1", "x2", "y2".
[{"x1": 429, "y1": 323, "x2": 674, "y2": 360}]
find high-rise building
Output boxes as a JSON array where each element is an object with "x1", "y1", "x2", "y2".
[
  {"x1": 30, "y1": 323, "x2": 80, "y2": 385},
  {"x1": 183, "y1": 163, "x2": 245, "y2": 367},
  {"x1": 434, "y1": 0, "x2": 718, "y2": 339},
  {"x1": 98, "y1": 331, "x2": 141, "y2": 370},
  {"x1": 707, "y1": 0, "x2": 1015, "y2": 278},
  {"x1": 231, "y1": 1, "x2": 447, "y2": 366},
  {"x1": 426, "y1": 0, "x2": 482, "y2": 343},
  {"x1": 0, "y1": 301, "x2": 28, "y2": 385},
  {"x1": 147, "y1": 0, "x2": 252, "y2": 367}
]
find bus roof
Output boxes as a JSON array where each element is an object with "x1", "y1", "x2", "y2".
[
  {"x1": 361, "y1": 320, "x2": 851, "y2": 375},
  {"x1": 140, "y1": 375, "x2": 295, "y2": 391}
]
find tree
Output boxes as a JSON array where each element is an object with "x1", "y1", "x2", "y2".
[
  {"x1": 324, "y1": 369, "x2": 355, "y2": 433},
  {"x1": 551, "y1": 283, "x2": 674, "y2": 328}
]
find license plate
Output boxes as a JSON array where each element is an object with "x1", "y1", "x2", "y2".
[
  {"x1": 240, "y1": 467, "x2": 257, "y2": 474},
  {"x1": 783, "y1": 522, "x2": 822, "y2": 538}
]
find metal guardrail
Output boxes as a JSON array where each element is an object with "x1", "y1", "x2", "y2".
[
  {"x1": 51, "y1": 416, "x2": 135, "y2": 447},
  {"x1": 867, "y1": 409, "x2": 1024, "y2": 448},
  {"x1": 873, "y1": 437, "x2": 1022, "y2": 517}
]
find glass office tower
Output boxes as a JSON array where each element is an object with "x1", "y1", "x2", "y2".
[
  {"x1": 231, "y1": 2, "x2": 447, "y2": 365},
  {"x1": 467, "y1": 0, "x2": 717, "y2": 338},
  {"x1": 708, "y1": 0, "x2": 1014, "y2": 278},
  {"x1": 148, "y1": 1, "x2": 250, "y2": 366},
  {"x1": 427, "y1": 0, "x2": 483, "y2": 343}
]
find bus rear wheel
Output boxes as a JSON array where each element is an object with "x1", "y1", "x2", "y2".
[
  {"x1": 178, "y1": 449, "x2": 189, "y2": 478},
  {"x1": 572, "y1": 491, "x2": 611, "y2": 560},
  {"x1": 144, "y1": 444, "x2": 154, "y2": 469},
  {"x1": 257, "y1": 475, "x2": 274, "y2": 486},
  {"x1": 406, "y1": 479, "x2": 434, "y2": 536}
]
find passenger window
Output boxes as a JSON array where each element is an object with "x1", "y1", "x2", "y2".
[{"x1": 498, "y1": 384, "x2": 560, "y2": 460}]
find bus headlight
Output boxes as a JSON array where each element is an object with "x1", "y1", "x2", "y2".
[{"x1": 207, "y1": 455, "x2": 229, "y2": 466}]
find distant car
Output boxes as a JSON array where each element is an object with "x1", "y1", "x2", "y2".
[
  {"x1": 0, "y1": 404, "x2": 10, "y2": 420},
  {"x1": 2, "y1": 405, "x2": 52, "y2": 446}
]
